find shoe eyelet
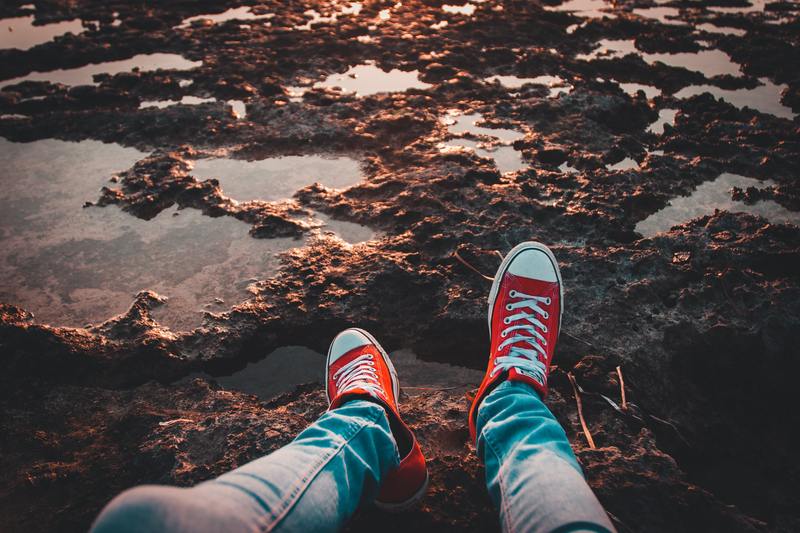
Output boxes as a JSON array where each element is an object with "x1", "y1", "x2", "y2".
[
  {"x1": 545, "y1": 297, "x2": 551, "y2": 305},
  {"x1": 543, "y1": 340, "x2": 547, "y2": 346},
  {"x1": 501, "y1": 330, "x2": 507, "y2": 337},
  {"x1": 503, "y1": 317, "x2": 510, "y2": 324},
  {"x1": 509, "y1": 290, "x2": 517, "y2": 297},
  {"x1": 542, "y1": 326, "x2": 548, "y2": 333},
  {"x1": 505, "y1": 304, "x2": 513, "y2": 311},
  {"x1": 543, "y1": 312, "x2": 549, "y2": 319}
]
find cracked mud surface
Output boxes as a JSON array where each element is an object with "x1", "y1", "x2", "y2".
[{"x1": 1, "y1": 1, "x2": 799, "y2": 532}]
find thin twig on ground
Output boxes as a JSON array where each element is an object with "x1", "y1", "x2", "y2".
[
  {"x1": 453, "y1": 250, "x2": 494, "y2": 282},
  {"x1": 567, "y1": 372, "x2": 596, "y2": 449},
  {"x1": 616, "y1": 365, "x2": 628, "y2": 411}
]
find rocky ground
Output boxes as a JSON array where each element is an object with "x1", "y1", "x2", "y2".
[{"x1": 1, "y1": 1, "x2": 799, "y2": 532}]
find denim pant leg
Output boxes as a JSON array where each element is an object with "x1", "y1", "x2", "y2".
[
  {"x1": 476, "y1": 381, "x2": 616, "y2": 533},
  {"x1": 91, "y1": 400, "x2": 399, "y2": 533}
]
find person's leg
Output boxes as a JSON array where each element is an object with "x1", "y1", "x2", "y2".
[
  {"x1": 92, "y1": 328, "x2": 427, "y2": 533},
  {"x1": 468, "y1": 242, "x2": 615, "y2": 533},
  {"x1": 476, "y1": 380, "x2": 615, "y2": 533},
  {"x1": 92, "y1": 398, "x2": 399, "y2": 533}
]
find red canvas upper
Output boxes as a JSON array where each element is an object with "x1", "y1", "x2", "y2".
[
  {"x1": 468, "y1": 268, "x2": 562, "y2": 443},
  {"x1": 326, "y1": 332, "x2": 428, "y2": 508},
  {"x1": 328, "y1": 343, "x2": 397, "y2": 410}
]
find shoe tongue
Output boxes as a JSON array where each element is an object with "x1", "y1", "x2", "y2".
[
  {"x1": 509, "y1": 367, "x2": 545, "y2": 387},
  {"x1": 331, "y1": 387, "x2": 378, "y2": 408}
]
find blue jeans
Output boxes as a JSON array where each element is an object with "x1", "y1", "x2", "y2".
[{"x1": 92, "y1": 382, "x2": 614, "y2": 533}]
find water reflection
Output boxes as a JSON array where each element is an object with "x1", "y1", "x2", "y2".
[
  {"x1": 0, "y1": 138, "x2": 292, "y2": 331},
  {"x1": 606, "y1": 157, "x2": 639, "y2": 171},
  {"x1": 443, "y1": 4, "x2": 477, "y2": 16},
  {"x1": 632, "y1": 6, "x2": 684, "y2": 25},
  {"x1": 674, "y1": 79, "x2": 794, "y2": 119},
  {"x1": 486, "y1": 74, "x2": 573, "y2": 97},
  {"x1": 176, "y1": 6, "x2": 274, "y2": 28},
  {"x1": 313, "y1": 63, "x2": 431, "y2": 97},
  {"x1": 211, "y1": 346, "x2": 483, "y2": 400},
  {"x1": 545, "y1": 0, "x2": 615, "y2": 20},
  {"x1": 1, "y1": 53, "x2": 201, "y2": 88},
  {"x1": 635, "y1": 172, "x2": 799, "y2": 237},
  {"x1": 578, "y1": 39, "x2": 741, "y2": 78},
  {"x1": 439, "y1": 111, "x2": 528, "y2": 174},
  {"x1": 0, "y1": 15, "x2": 85, "y2": 50},
  {"x1": 618, "y1": 81, "x2": 660, "y2": 99},
  {"x1": 192, "y1": 154, "x2": 364, "y2": 202},
  {"x1": 191, "y1": 154, "x2": 376, "y2": 243},
  {"x1": 696, "y1": 22, "x2": 747, "y2": 36},
  {"x1": 647, "y1": 108, "x2": 678, "y2": 134},
  {"x1": 140, "y1": 96, "x2": 216, "y2": 109},
  {"x1": 295, "y1": 2, "x2": 363, "y2": 30}
]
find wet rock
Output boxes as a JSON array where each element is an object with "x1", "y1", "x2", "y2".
[{"x1": 1, "y1": 0, "x2": 799, "y2": 531}]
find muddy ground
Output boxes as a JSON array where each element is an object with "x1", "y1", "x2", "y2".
[{"x1": 1, "y1": 1, "x2": 800, "y2": 532}]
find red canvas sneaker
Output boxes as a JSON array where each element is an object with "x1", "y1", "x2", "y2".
[
  {"x1": 468, "y1": 242, "x2": 564, "y2": 442},
  {"x1": 326, "y1": 328, "x2": 429, "y2": 511}
]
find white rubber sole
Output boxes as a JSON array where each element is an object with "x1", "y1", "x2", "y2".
[
  {"x1": 325, "y1": 327, "x2": 401, "y2": 406},
  {"x1": 374, "y1": 471, "x2": 430, "y2": 513},
  {"x1": 488, "y1": 241, "x2": 565, "y2": 335}
]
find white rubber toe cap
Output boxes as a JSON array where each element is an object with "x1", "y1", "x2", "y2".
[
  {"x1": 329, "y1": 329, "x2": 372, "y2": 365},
  {"x1": 507, "y1": 249, "x2": 559, "y2": 282}
]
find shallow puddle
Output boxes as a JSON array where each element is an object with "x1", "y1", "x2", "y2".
[
  {"x1": 0, "y1": 15, "x2": 85, "y2": 50},
  {"x1": 632, "y1": 6, "x2": 684, "y2": 25},
  {"x1": 442, "y1": 4, "x2": 477, "y2": 16},
  {"x1": 0, "y1": 137, "x2": 297, "y2": 331},
  {"x1": 486, "y1": 74, "x2": 573, "y2": 97},
  {"x1": 192, "y1": 154, "x2": 363, "y2": 202},
  {"x1": 444, "y1": 112, "x2": 524, "y2": 143},
  {"x1": 618, "y1": 81, "x2": 660, "y2": 99},
  {"x1": 176, "y1": 6, "x2": 274, "y2": 28},
  {"x1": 211, "y1": 346, "x2": 483, "y2": 400},
  {"x1": 1, "y1": 53, "x2": 202, "y2": 89},
  {"x1": 545, "y1": 0, "x2": 616, "y2": 20},
  {"x1": 139, "y1": 96, "x2": 216, "y2": 109},
  {"x1": 648, "y1": 108, "x2": 678, "y2": 134},
  {"x1": 696, "y1": 22, "x2": 747, "y2": 36},
  {"x1": 636, "y1": 172, "x2": 799, "y2": 237},
  {"x1": 191, "y1": 154, "x2": 376, "y2": 243},
  {"x1": 440, "y1": 111, "x2": 527, "y2": 174},
  {"x1": 295, "y1": 3, "x2": 363, "y2": 30},
  {"x1": 559, "y1": 161, "x2": 580, "y2": 174},
  {"x1": 606, "y1": 157, "x2": 640, "y2": 171},
  {"x1": 674, "y1": 78, "x2": 794, "y2": 119},
  {"x1": 228, "y1": 100, "x2": 247, "y2": 119},
  {"x1": 313, "y1": 63, "x2": 431, "y2": 97},
  {"x1": 578, "y1": 39, "x2": 741, "y2": 78},
  {"x1": 139, "y1": 97, "x2": 247, "y2": 118},
  {"x1": 708, "y1": 0, "x2": 766, "y2": 14}
]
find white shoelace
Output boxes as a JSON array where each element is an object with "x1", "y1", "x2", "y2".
[
  {"x1": 333, "y1": 354, "x2": 383, "y2": 397},
  {"x1": 491, "y1": 290, "x2": 551, "y2": 385}
]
